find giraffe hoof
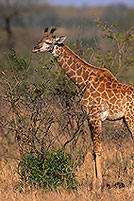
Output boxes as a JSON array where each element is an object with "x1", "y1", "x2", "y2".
[{"x1": 92, "y1": 180, "x2": 103, "y2": 192}]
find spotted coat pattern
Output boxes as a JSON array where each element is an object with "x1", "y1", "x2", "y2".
[{"x1": 52, "y1": 44, "x2": 134, "y2": 152}]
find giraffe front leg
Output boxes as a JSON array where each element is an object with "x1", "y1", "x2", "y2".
[
  {"x1": 93, "y1": 151, "x2": 102, "y2": 191},
  {"x1": 90, "y1": 117, "x2": 103, "y2": 191}
]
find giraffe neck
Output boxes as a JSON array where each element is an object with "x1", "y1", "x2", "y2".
[
  {"x1": 51, "y1": 44, "x2": 117, "y2": 92},
  {"x1": 51, "y1": 44, "x2": 93, "y2": 91}
]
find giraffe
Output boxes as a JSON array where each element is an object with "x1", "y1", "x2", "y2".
[{"x1": 32, "y1": 27, "x2": 134, "y2": 190}]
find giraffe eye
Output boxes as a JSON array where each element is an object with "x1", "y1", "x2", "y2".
[{"x1": 45, "y1": 42, "x2": 52, "y2": 45}]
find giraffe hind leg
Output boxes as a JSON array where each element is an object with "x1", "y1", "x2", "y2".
[
  {"x1": 123, "y1": 114, "x2": 134, "y2": 187},
  {"x1": 123, "y1": 116, "x2": 134, "y2": 141}
]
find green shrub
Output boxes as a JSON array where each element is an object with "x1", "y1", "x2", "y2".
[{"x1": 18, "y1": 147, "x2": 78, "y2": 191}]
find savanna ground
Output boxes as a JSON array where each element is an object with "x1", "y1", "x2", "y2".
[
  {"x1": 0, "y1": 119, "x2": 134, "y2": 201},
  {"x1": 0, "y1": 2, "x2": 134, "y2": 201}
]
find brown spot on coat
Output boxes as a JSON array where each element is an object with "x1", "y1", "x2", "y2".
[
  {"x1": 68, "y1": 57, "x2": 72, "y2": 65},
  {"x1": 76, "y1": 63, "x2": 81, "y2": 69},
  {"x1": 99, "y1": 76, "x2": 104, "y2": 82},
  {"x1": 95, "y1": 97, "x2": 101, "y2": 104},
  {"x1": 106, "y1": 82, "x2": 112, "y2": 89},
  {"x1": 93, "y1": 81, "x2": 99, "y2": 88},
  {"x1": 64, "y1": 66, "x2": 70, "y2": 72},
  {"x1": 77, "y1": 77, "x2": 83, "y2": 83},
  {"x1": 98, "y1": 83, "x2": 105, "y2": 92},
  {"x1": 83, "y1": 90, "x2": 90, "y2": 99},
  {"x1": 71, "y1": 64, "x2": 76, "y2": 71},
  {"x1": 90, "y1": 71, "x2": 96, "y2": 77},
  {"x1": 60, "y1": 59, "x2": 64, "y2": 66},
  {"x1": 127, "y1": 95, "x2": 132, "y2": 102},
  {"x1": 122, "y1": 97, "x2": 127, "y2": 105},
  {"x1": 101, "y1": 92, "x2": 108, "y2": 99},
  {"x1": 112, "y1": 83, "x2": 117, "y2": 88},
  {"x1": 110, "y1": 96, "x2": 117, "y2": 104},
  {"x1": 77, "y1": 68, "x2": 82, "y2": 76},
  {"x1": 82, "y1": 99, "x2": 88, "y2": 106},
  {"x1": 94, "y1": 77, "x2": 98, "y2": 82},
  {"x1": 62, "y1": 63, "x2": 67, "y2": 69},
  {"x1": 113, "y1": 88, "x2": 118, "y2": 93},
  {"x1": 121, "y1": 89, "x2": 126, "y2": 96},
  {"x1": 107, "y1": 90, "x2": 114, "y2": 98},
  {"x1": 67, "y1": 70, "x2": 75, "y2": 77},
  {"x1": 71, "y1": 77, "x2": 77, "y2": 82},
  {"x1": 82, "y1": 71, "x2": 88, "y2": 81},
  {"x1": 93, "y1": 91, "x2": 100, "y2": 98}
]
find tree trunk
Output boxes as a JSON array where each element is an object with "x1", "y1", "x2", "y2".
[{"x1": 5, "y1": 16, "x2": 13, "y2": 48}]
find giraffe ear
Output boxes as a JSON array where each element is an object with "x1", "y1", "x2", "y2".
[{"x1": 55, "y1": 36, "x2": 66, "y2": 44}]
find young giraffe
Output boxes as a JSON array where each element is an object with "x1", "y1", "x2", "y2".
[{"x1": 32, "y1": 27, "x2": 134, "y2": 190}]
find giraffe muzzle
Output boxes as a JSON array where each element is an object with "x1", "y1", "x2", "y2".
[{"x1": 32, "y1": 49, "x2": 40, "y2": 53}]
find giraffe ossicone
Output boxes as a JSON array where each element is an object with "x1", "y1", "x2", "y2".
[{"x1": 32, "y1": 27, "x2": 134, "y2": 190}]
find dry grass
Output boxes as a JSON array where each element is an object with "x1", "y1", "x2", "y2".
[
  {"x1": 0, "y1": 92, "x2": 134, "y2": 201},
  {"x1": 0, "y1": 128, "x2": 133, "y2": 201}
]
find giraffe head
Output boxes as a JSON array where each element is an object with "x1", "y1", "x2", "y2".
[{"x1": 32, "y1": 27, "x2": 66, "y2": 53}]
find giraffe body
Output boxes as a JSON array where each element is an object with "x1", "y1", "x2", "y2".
[{"x1": 32, "y1": 28, "x2": 134, "y2": 190}]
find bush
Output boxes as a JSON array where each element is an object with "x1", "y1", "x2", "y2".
[{"x1": 18, "y1": 147, "x2": 78, "y2": 191}]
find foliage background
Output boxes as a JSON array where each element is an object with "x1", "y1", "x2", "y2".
[{"x1": 0, "y1": 1, "x2": 134, "y2": 200}]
